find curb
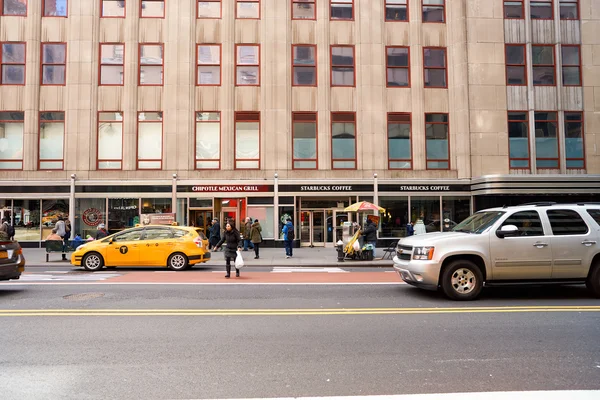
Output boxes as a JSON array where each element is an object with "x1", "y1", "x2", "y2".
[{"x1": 25, "y1": 262, "x2": 393, "y2": 269}]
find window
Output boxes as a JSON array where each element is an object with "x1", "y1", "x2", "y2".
[
  {"x1": 422, "y1": 0, "x2": 445, "y2": 23},
  {"x1": 236, "y1": 0, "x2": 259, "y2": 19},
  {"x1": 331, "y1": 46, "x2": 355, "y2": 87},
  {"x1": 386, "y1": 0, "x2": 408, "y2": 21},
  {"x1": 235, "y1": 112, "x2": 260, "y2": 169},
  {"x1": 195, "y1": 112, "x2": 221, "y2": 169},
  {"x1": 564, "y1": 111, "x2": 584, "y2": 169},
  {"x1": 330, "y1": 0, "x2": 353, "y2": 20},
  {"x1": 41, "y1": 43, "x2": 66, "y2": 85},
  {"x1": 139, "y1": 44, "x2": 163, "y2": 86},
  {"x1": 586, "y1": 210, "x2": 600, "y2": 225},
  {"x1": 43, "y1": 0, "x2": 67, "y2": 16},
  {"x1": 198, "y1": 0, "x2": 221, "y2": 18},
  {"x1": 532, "y1": 45, "x2": 555, "y2": 86},
  {"x1": 547, "y1": 209, "x2": 588, "y2": 236},
  {"x1": 143, "y1": 227, "x2": 174, "y2": 240},
  {"x1": 113, "y1": 228, "x2": 143, "y2": 242},
  {"x1": 386, "y1": 47, "x2": 410, "y2": 87},
  {"x1": 197, "y1": 45, "x2": 221, "y2": 85},
  {"x1": 559, "y1": 0, "x2": 578, "y2": 19},
  {"x1": 505, "y1": 44, "x2": 526, "y2": 85},
  {"x1": 1, "y1": 0, "x2": 27, "y2": 16},
  {"x1": 531, "y1": 0, "x2": 553, "y2": 20},
  {"x1": 503, "y1": 210, "x2": 544, "y2": 236},
  {"x1": 504, "y1": 1, "x2": 524, "y2": 19},
  {"x1": 388, "y1": 113, "x2": 411, "y2": 169},
  {"x1": 141, "y1": 0, "x2": 164, "y2": 18},
  {"x1": 535, "y1": 111, "x2": 559, "y2": 169},
  {"x1": 235, "y1": 44, "x2": 259, "y2": 86},
  {"x1": 99, "y1": 43, "x2": 124, "y2": 85},
  {"x1": 292, "y1": 45, "x2": 316, "y2": 86},
  {"x1": 425, "y1": 113, "x2": 449, "y2": 169},
  {"x1": 562, "y1": 45, "x2": 581, "y2": 86},
  {"x1": 331, "y1": 112, "x2": 356, "y2": 170},
  {"x1": 1, "y1": 42, "x2": 25, "y2": 85},
  {"x1": 292, "y1": 0, "x2": 315, "y2": 20},
  {"x1": 39, "y1": 112, "x2": 65, "y2": 170},
  {"x1": 137, "y1": 112, "x2": 163, "y2": 170},
  {"x1": 97, "y1": 112, "x2": 123, "y2": 170},
  {"x1": 292, "y1": 112, "x2": 317, "y2": 169},
  {"x1": 423, "y1": 47, "x2": 447, "y2": 88},
  {"x1": 101, "y1": 0, "x2": 125, "y2": 17},
  {"x1": 508, "y1": 111, "x2": 530, "y2": 169},
  {"x1": 0, "y1": 111, "x2": 24, "y2": 170}
]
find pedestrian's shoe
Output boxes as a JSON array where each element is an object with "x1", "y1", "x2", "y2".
[
  {"x1": 236, "y1": 270, "x2": 240, "y2": 278},
  {"x1": 286, "y1": 255, "x2": 290, "y2": 259},
  {"x1": 254, "y1": 256, "x2": 259, "y2": 259},
  {"x1": 225, "y1": 274, "x2": 230, "y2": 279}
]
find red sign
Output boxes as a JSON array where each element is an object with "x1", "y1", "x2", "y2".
[
  {"x1": 191, "y1": 185, "x2": 270, "y2": 193},
  {"x1": 82, "y1": 208, "x2": 103, "y2": 226}
]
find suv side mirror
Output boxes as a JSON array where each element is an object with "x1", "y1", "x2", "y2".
[{"x1": 496, "y1": 224, "x2": 519, "y2": 239}]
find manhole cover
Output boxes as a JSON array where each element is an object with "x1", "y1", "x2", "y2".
[{"x1": 63, "y1": 292, "x2": 105, "y2": 301}]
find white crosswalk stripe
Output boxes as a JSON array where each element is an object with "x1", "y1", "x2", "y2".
[
  {"x1": 19, "y1": 273, "x2": 121, "y2": 281},
  {"x1": 272, "y1": 267, "x2": 348, "y2": 273}
]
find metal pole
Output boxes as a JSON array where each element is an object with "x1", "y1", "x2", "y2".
[
  {"x1": 273, "y1": 173, "x2": 279, "y2": 242},
  {"x1": 172, "y1": 174, "x2": 178, "y2": 221},
  {"x1": 69, "y1": 174, "x2": 76, "y2": 240}
]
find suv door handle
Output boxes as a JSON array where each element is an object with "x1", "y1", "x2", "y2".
[
  {"x1": 582, "y1": 240, "x2": 597, "y2": 246},
  {"x1": 533, "y1": 242, "x2": 549, "y2": 248}
]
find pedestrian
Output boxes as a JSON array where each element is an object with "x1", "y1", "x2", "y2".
[
  {"x1": 209, "y1": 218, "x2": 221, "y2": 251},
  {"x1": 243, "y1": 217, "x2": 254, "y2": 251},
  {"x1": 362, "y1": 218, "x2": 378, "y2": 258},
  {"x1": 55, "y1": 217, "x2": 68, "y2": 260},
  {"x1": 282, "y1": 218, "x2": 294, "y2": 258},
  {"x1": 250, "y1": 218, "x2": 262, "y2": 259},
  {"x1": 1, "y1": 216, "x2": 14, "y2": 241},
  {"x1": 46, "y1": 228, "x2": 62, "y2": 241},
  {"x1": 214, "y1": 222, "x2": 243, "y2": 278},
  {"x1": 96, "y1": 223, "x2": 108, "y2": 240},
  {"x1": 406, "y1": 222, "x2": 414, "y2": 237},
  {"x1": 72, "y1": 234, "x2": 83, "y2": 249}
]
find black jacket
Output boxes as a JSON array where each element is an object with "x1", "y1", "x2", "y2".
[
  {"x1": 363, "y1": 222, "x2": 378, "y2": 242},
  {"x1": 215, "y1": 229, "x2": 242, "y2": 258},
  {"x1": 210, "y1": 222, "x2": 221, "y2": 239},
  {"x1": 96, "y1": 229, "x2": 108, "y2": 240}
]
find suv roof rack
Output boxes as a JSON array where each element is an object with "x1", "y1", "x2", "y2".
[
  {"x1": 576, "y1": 202, "x2": 600, "y2": 206},
  {"x1": 518, "y1": 202, "x2": 557, "y2": 207}
]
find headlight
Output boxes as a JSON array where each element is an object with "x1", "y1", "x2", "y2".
[
  {"x1": 76, "y1": 245, "x2": 86, "y2": 251},
  {"x1": 413, "y1": 246, "x2": 435, "y2": 260}
]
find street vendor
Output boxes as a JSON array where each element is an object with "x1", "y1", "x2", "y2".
[{"x1": 362, "y1": 218, "x2": 378, "y2": 258}]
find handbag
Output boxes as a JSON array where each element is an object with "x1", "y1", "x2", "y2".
[{"x1": 235, "y1": 250, "x2": 245, "y2": 269}]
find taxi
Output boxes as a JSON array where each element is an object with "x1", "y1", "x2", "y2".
[{"x1": 71, "y1": 224, "x2": 211, "y2": 271}]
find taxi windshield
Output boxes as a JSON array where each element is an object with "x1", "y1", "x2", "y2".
[{"x1": 452, "y1": 211, "x2": 505, "y2": 234}]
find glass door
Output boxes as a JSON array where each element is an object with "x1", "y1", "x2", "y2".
[
  {"x1": 191, "y1": 210, "x2": 213, "y2": 234},
  {"x1": 311, "y1": 211, "x2": 325, "y2": 247},
  {"x1": 300, "y1": 211, "x2": 311, "y2": 246}
]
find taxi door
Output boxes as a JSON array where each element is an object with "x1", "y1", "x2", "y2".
[
  {"x1": 104, "y1": 228, "x2": 143, "y2": 266},
  {"x1": 139, "y1": 227, "x2": 175, "y2": 266}
]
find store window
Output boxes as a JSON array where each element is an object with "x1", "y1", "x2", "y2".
[
  {"x1": 13, "y1": 200, "x2": 41, "y2": 241},
  {"x1": 292, "y1": 0, "x2": 315, "y2": 19},
  {"x1": 198, "y1": 0, "x2": 220, "y2": 18},
  {"x1": 1, "y1": 42, "x2": 26, "y2": 85},
  {"x1": 505, "y1": 44, "x2": 526, "y2": 86},
  {"x1": 292, "y1": 45, "x2": 317, "y2": 86},
  {"x1": 562, "y1": 45, "x2": 581, "y2": 86},
  {"x1": 196, "y1": 112, "x2": 221, "y2": 169},
  {"x1": 141, "y1": 0, "x2": 164, "y2": 18},
  {"x1": 101, "y1": 0, "x2": 125, "y2": 17},
  {"x1": 43, "y1": 0, "x2": 67, "y2": 17},
  {"x1": 425, "y1": 113, "x2": 449, "y2": 170},
  {"x1": 330, "y1": 0, "x2": 353, "y2": 20},
  {"x1": 76, "y1": 198, "x2": 106, "y2": 240},
  {"x1": 531, "y1": 0, "x2": 553, "y2": 19},
  {"x1": 331, "y1": 112, "x2": 356, "y2": 170},
  {"x1": 331, "y1": 46, "x2": 355, "y2": 87},
  {"x1": 108, "y1": 198, "x2": 139, "y2": 233},
  {"x1": 379, "y1": 197, "x2": 409, "y2": 238},
  {"x1": 278, "y1": 205, "x2": 295, "y2": 240},
  {"x1": 139, "y1": 44, "x2": 163, "y2": 86},
  {"x1": 423, "y1": 47, "x2": 447, "y2": 88},
  {"x1": 0, "y1": 111, "x2": 24, "y2": 170},
  {"x1": 442, "y1": 197, "x2": 471, "y2": 232},
  {"x1": 422, "y1": 0, "x2": 445, "y2": 23},
  {"x1": 236, "y1": 0, "x2": 259, "y2": 19},
  {"x1": 41, "y1": 199, "x2": 69, "y2": 239},
  {"x1": 141, "y1": 198, "x2": 171, "y2": 214},
  {"x1": 532, "y1": 45, "x2": 555, "y2": 86},
  {"x1": 504, "y1": 0, "x2": 524, "y2": 19},
  {"x1": 137, "y1": 112, "x2": 163, "y2": 170},
  {"x1": 97, "y1": 112, "x2": 123, "y2": 170},
  {"x1": 388, "y1": 113, "x2": 412, "y2": 169},
  {"x1": 292, "y1": 112, "x2": 317, "y2": 169},
  {"x1": 535, "y1": 112, "x2": 559, "y2": 169},
  {"x1": 411, "y1": 197, "x2": 441, "y2": 234},
  {"x1": 39, "y1": 111, "x2": 65, "y2": 170},
  {"x1": 177, "y1": 198, "x2": 187, "y2": 227},
  {"x1": 100, "y1": 43, "x2": 124, "y2": 85},
  {"x1": 508, "y1": 111, "x2": 530, "y2": 169},
  {"x1": 41, "y1": 43, "x2": 66, "y2": 85},
  {"x1": 2, "y1": 0, "x2": 27, "y2": 16},
  {"x1": 386, "y1": 0, "x2": 408, "y2": 21},
  {"x1": 236, "y1": 44, "x2": 260, "y2": 86},
  {"x1": 235, "y1": 111, "x2": 260, "y2": 169},
  {"x1": 559, "y1": 0, "x2": 578, "y2": 19},
  {"x1": 386, "y1": 47, "x2": 410, "y2": 87},
  {"x1": 197, "y1": 44, "x2": 221, "y2": 85},
  {"x1": 564, "y1": 111, "x2": 584, "y2": 169},
  {"x1": 247, "y1": 207, "x2": 274, "y2": 239}
]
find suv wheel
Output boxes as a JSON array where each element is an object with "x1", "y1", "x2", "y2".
[
  {"x1": 586, "y1": 264, "x2": 600, "y2": 298},
  {"x1": 441, "y1": 260, "x2": 484, "y2": 301},
  {"x1": 82, "y1": 252, "x2": 104, "y2": 271}
]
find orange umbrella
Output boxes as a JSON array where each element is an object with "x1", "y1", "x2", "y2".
[{"x1": 344, "y1": 201, "x2": 385, "y2": 213}]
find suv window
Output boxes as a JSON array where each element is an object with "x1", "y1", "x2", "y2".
[
  {"x1": 587, "y1": 209, "x2": 600, "y2": 226},
  {"x1": 112, "y1": 229, "x2": 143, "y2": 242},
  {"x1": 547, "y1": 209, "x2": 589, "y2": 236},
  {"x1": 143, "y1": 228, "x2": 174, "y2": 240},
  {"x1": 503, "y1": 210, "x2": 544, "y2": 236}
]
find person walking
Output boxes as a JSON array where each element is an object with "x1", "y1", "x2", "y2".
[
  {"x1": 55, "y1": 217, "x2": 68, "y2": 260},
  {"x1": 0, "y1": 217, "x2": 12, "y2": 241},
  {"x1": 95, "y1": 223, "x2": 108, "y2": 240},
  {"x1": 282, "y1": 218, "x2": 294, "y2": 258},
  {"x1": 362, "y1": 218, "x2": 378, "y2": 258},
  {"x1": 249, "y1": 219, "x2": 262, "y2": 259},
  {"x1": 209, "y1": 218, "x2": 221, "y2": 251},
  {"x1": 243, "y1": 217, "x2": 254, "y2": 251},
  {"x1": 214, "y1": 222, "x2": 243, "y2": 278}
]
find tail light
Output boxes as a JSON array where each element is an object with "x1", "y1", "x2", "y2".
[{"x1": 193, "y1": 237, "x2": 203, "y2": 248}]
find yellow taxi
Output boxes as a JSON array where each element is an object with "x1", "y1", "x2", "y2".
[{"x1": 71, "y1": 225, "x2": 211, "y2": 271}]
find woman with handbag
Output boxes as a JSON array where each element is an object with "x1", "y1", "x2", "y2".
[
  {"x1": 249, "y1": 219, "x2": 263, "y2": 259},
  {"x1": 214, "y1": 222, "x2": 243, "y2": 278}
]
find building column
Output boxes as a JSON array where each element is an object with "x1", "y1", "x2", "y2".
[
  {"x1": 69, "y1": 174, "x2": 76, "y2": 240},
  {"x1": 273, "y1": 173, "x2": 279, "y2": 242},
  {"x1": 172, "y1": 174, "x2": 178, "y2": 218}
]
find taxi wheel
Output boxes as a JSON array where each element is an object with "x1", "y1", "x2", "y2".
[
  {"x1": 167, "y1": 253, "x2": 189, "y2": 271},
  {"x1": 82, "y1": 252, "x2": 104, "y2": 271}
]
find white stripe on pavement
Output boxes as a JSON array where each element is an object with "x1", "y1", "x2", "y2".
[
  {"x1": 272, "y1": 267, "x2": 348, "y2": 273},
  {"x1": 1, "y1": 282, "x2": 404, "y2": 286}
]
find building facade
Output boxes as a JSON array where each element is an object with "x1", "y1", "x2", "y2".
[{"x1": 0, "y1": 0, "x2": 599, "y2": 246}]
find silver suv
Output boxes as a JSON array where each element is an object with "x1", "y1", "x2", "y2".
[{"x1": 393, "y1": 203, "x2": 600, "y2": 300}]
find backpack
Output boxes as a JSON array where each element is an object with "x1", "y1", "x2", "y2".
[
  {"x1": 6, "y1": 223, "x2": 15, "y2": 238},
  {"x1": 287, "y1": 226, "x2": 295, "y2": 240}
]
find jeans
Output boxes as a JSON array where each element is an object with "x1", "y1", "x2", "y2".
[
  {"x1": 254, "y1": 243, "x2": 260, "y2": 257},
  {"x1": 368, "y1": 241, "x2": 377, "y2": 258},
  {"x1": 284, "y1": 240, "x2": 293, "y2": 257},
  {"x1": 243, "y1": 239, "x2": 254, "y2": 251}
]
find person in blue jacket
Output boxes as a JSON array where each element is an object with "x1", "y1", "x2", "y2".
[{"x1": 282, "y1": 218, "x2": 294, "y2": 258}]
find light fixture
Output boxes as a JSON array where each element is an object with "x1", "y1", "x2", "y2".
[
  {"x1": 172, "y1": 173, "x2": 178, "y2": 179},
  {"x1": 274, "y1": 173, "x2": 278, "y2": 179},
  {"x1": 70, "y1": 173, "x2": 76, "y2": 180}
]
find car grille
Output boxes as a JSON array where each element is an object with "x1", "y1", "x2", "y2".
[
  {"x1": 399, "y1": 253, "x2": 411, "y2": 261},
  {"x1": 396, "y1": 244, "x2": 413, "y2": 260},
  {"x1": 398, "y1": 245, "x2": 413, "y2": 252}
]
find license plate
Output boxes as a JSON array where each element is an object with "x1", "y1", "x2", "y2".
[{"x1": 0, "y1": 251, "x2": 7, "y2": 259}]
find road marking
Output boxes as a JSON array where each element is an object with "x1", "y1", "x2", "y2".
[
  {"x1": 0, "y1": 282, "x2": 404, "y2": 286},
  {"x1": 272, "y1": 267, "x2": 348, "y2": 273},
  {"x1": 18, "y1": 273, "x2": 121, "y2": 282}
]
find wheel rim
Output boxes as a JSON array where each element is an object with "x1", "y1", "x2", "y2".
[
  {"x1": 85, "y1": 254, "x2": 101, "y2": 269},
  {"x1": 451, "y1": 268, "x2": 477, "y2": 294},
  {"x1": 170, "y1": 254, "x2": 186, "y2": 269}
]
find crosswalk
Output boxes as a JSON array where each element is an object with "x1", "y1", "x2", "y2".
[
  {"x1": 271, "y1": 267, "x2": 349, "y2": 273},
  {"x1": 18, "y1": 272, "x2": 122, "y2": 281}
]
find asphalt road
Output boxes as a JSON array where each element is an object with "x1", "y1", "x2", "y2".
[{"x1": 0, "y1": 284, "x2": 599, "y2": 400}]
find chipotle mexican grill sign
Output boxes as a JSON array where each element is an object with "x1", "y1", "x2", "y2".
[{"x1": 190, "y1": 185, "x2": 271, "y2": 193}]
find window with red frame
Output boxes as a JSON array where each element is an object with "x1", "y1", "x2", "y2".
[
  {"x1": 423, "y1": 47, "x2": 447, "y2": 88},
  {"x1": 331, "y1": 112, "x2": 356, "y2": 170},
  {"x1": 101, "y1": 0, "x2": 125, "y2": 17},
  {"x1": 1, "y1": 0, "x2": 27, "y2": 16},
  {"x1": 39, "y1": 112, "x2": 65, "y2": 170},
  {"x1": 195, "y1": 112, "x2": 221, "y2": 169},
  {"x1": 331, "y1": 46, "x2": 354, "y2": 87},
  {"x1": 1, "y1": 42, "x2": 26, "y2": 85},
  {"x1": 562, "y1": 45, "x2": 581, "y2": 86},
  {"x1": 386, "y1": 47, "x2": 410, "y2": 87},
  {"x1": 560, "y1": 0, "x2": 578, "y2": 19},
  {"x1": 504, "y1": 0, "x2": 524, "y2": 18},
  {"x1": 43, "y1": 0, "x2": 67, "y2": 17},
  {"x1": 236, "y1": 44, "x2": 259, "y2": 86},
  {"x1": 422, "y1": 0, "x2": 444, "y2": 23},
  {"x1": 100, "y1": 43, "x2": 124, "y2": 85},
  {"x1": 508, "y1": 111, "x2": 530, "y2": 169},
  {"x1": 141, "y1": 0, "x2": 164, "y2": 18},
  {"x1": 139, "y1": 44, "x2": 163, "y2": 86},
  {"x1": 0, "y1": 111, "x2": 25, "y2": 170},
  {"x1": 386, "y1": 0, "x2": 408, "y2": 21},
  {"x1": 535, "y1": 111, "x2": 559, "y2": 169},
  {"x1": 532, "y1": 45, "x2": 555, "y2": 86},
  {"x1": 505, "y1": 44, "x2": 527, "y2": 86},
  {"x1": 97, "y1": 112, "x2": 123, "y2": 170},
  {"x1": 292, "y1": 45, "x2": 316, "y2": 86},
  {"x1": 137, "y1": 112, "x2": 163, "y2": 170},
  {"x1": 292, "y1": 0, "x2": 315, "y2": 20},
  {"x1": 531, "y1": 0, "x2": 553, "y2": 20},
  {"x1": 564, "y1": 111, "x2": 584, "y2": 169},
  {"x1": 330, "y1": 0, "x2": 352, "y2": 20},
  {"x1": 235, "y1": 112, "x2": 260, "y2": 170},
  {"x1": 198, "y1": 0, "x2": 220, "y2": 18},
  {"x1": 292, "y1": 112, "x2": 317, "y2": 169},
  {"x1": 388, "y1": 113, "x2": 412, "y2": 169},
  {"x1": 425, "y1": 113, "x2": 449, "y2": 169},
  {"x1": 41, "y1": 43, "x2": 66, "y2": 85},
  {"x1": 197, "y1": 45, "x2": 221, "y2": 85},
  {"x1": 236, "y1": 0, "x2": 259, "y2": 19}
]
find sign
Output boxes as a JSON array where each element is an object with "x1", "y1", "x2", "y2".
[
  {"x1": 279, "y1": 184, "x2": 374, "y2": 193},
  {"x1": 140, "y1": 213, "x2": 176, "y2": 226},
  {"x1": 82, "y1": 208, "x2": 103, "y2": 226},
  {"x1": 366, "y1": 215, "x2": 380, "y2": 226},
  {"x1": 187, "y1": 185, "x2": 272, "y2": 193},
  {"x1": 378, "y1": 184, "x2": 471, "y2": 192}
]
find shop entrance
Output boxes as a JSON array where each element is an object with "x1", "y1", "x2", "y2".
[
  {"x1": 190, "y1": 210, "x2": 213, "y2": 234},
  {"x1": 221, "y1": 208, "x2": 238, "y2": 230},
  {"x1": 300, "y1": 210, "x2": 350, "y2": 247}
]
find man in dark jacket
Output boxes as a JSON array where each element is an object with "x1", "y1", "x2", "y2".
[
  {"x1": 362, "y1": 219, "x2": 378, "y2": 258},
  {"x1": 96, "y1": 223, "x2": 108, "y2": 240},
  {"x1": 209, "y1": 219, "x2": 221, "y2": 250}
]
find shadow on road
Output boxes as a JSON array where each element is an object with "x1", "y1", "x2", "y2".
[{"x1": 0, "y1": 287, "x2": 26, "y2": 297}]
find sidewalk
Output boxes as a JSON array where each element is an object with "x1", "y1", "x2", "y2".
[{"x1": 22, "y1": 246, "x2": 394, "y2": 268}]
